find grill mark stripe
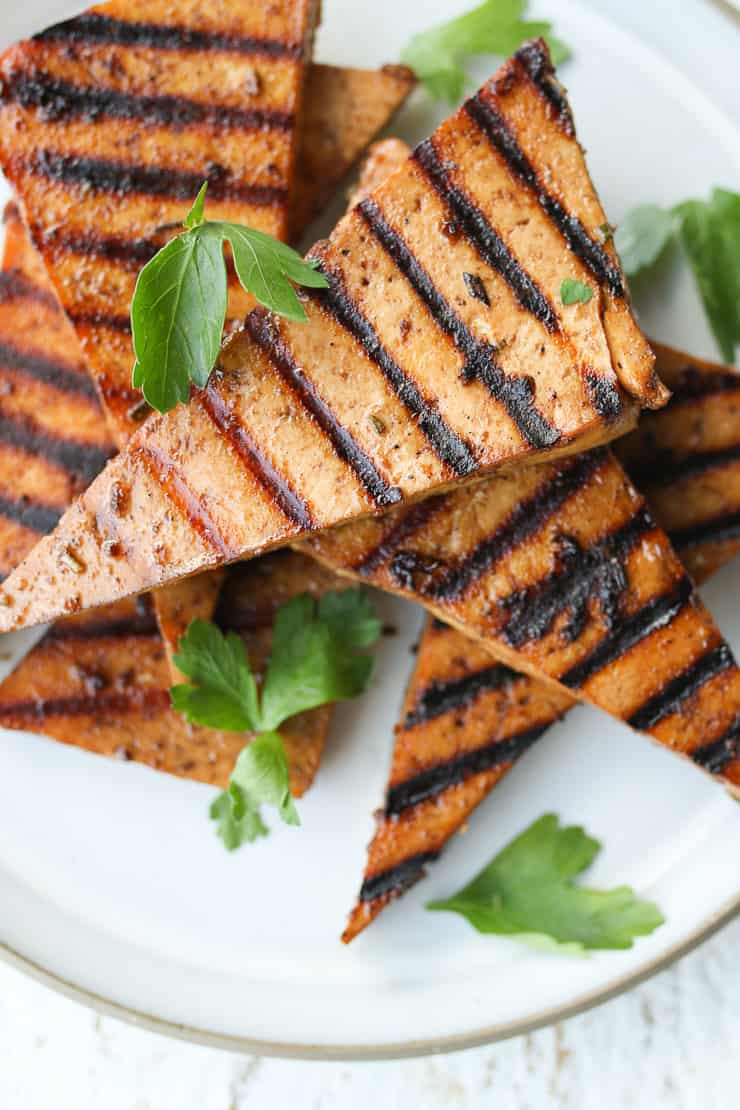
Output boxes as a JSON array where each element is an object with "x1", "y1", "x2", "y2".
[
  {"x1": 385, "y1": 722, "x2": 549, "y2": 816},
  {"x1": 514, "y1": 40, "x2": 575, "y2": 135},
  {"x1": 627, "y1": 442, "x2": 740, "y2": 490},
  {"x1": 585, "y1": 371, "x2": 623, "y2": 418},
  {"x1": 34, "y1": 13, "x2": 303, "y2": 58},
  {"x1": 670, "y1": 512, "x2": 740, "y2": 551},
  {"x1": 414, "y1": 138, "x2": 560, "y2": 333},
  {"x1": 692, "y1": 720, "x2": 740, "y2": 774},
  {"x1": 4, "y1": 72, "x2": 295, "y2": 133},
  {"x1": 359, "y1": 852, "x2": 439, "y2": 903},
  {"x1": 199, "y1": 385, "x2": 314, "y2": 531},
  {"x1": 0, "y1": 269, "x2": 58, "y2": 309},
  {"x1": 246, "y1": 309, "x2": 402, "y2": 508},
  {"x1": 67, "y1": 309, "x2": 132, "y2": 335},
  {"x1": 466, "y1": 92, "x2": 624, "y2": 298},
  {"x1": 560, "y1": 576, "x2": 694, "y2": 690},
  {"x1": 403, "y1": 661, "x2": 521, "y2": 728},
  {"x1": 25, "y1": 151, "x2": 287, "y2": 207},
  {"x1": 39, "y1": 229, "x2": 159, "y2": 268},
  {"x1": 666, "y1": 366, "x2": 740, "y2": 403},
  {"x1": 358, "y1": 198, "x2": 560, "y2": 449},
  {"x1": 0, "y1": 411, "x2": 112, "y2": 482},
  {"x1": 0, "y1": 339, "x2": 98, "y2": 398},
  {"x1": 353, "y1": 496, "x2": 446, "y2": 575},
  {"x1": 46, "y1": 611, "x2": 158, "y2": 641},
  {"x1": 628, "y1": 644, "x2": 734, "y2": 731},
  {"x1": 427, "y1": 449, "x2": 608, "y2": 602},
  {"x1": 0, "y1": 687, "x2": 170, "y2": 722},
  {"x1": 136, "y1": 444, "x2": 235, "y2": 560},
  {"x1": 313, "y1": 263, "x2": 478, "y2": 476},
  {"x1": 0, "y1": 493, "x2": 62, "y2": 534},
  {"x1": 500, "y1": 505, "x2": 655, "y2": 648}
]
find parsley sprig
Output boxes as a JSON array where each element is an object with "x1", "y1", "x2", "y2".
[
  {"x1": 171, "y1": 590, "x2": 381, "y2": 849},
  {"x1": 130, "y1": 184, "x2": 328, "y2": 413},
  {"x1": 616, "y1": 189, "x2": 740, "y2": 363},
  {"x1": 402, "y1": 0, "x2": 570, "y2": 103},
  {"x1": 428, "y1": 814, "x2": 664, "y2": 953}
]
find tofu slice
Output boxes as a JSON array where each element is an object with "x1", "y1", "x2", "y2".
[
  {"x1": 0, "y1": 551, "x2": 347, "y2": 797},
  {"x1": 0, "y1": 0, "x2": 321, "y2": 444},
  {"x1": 0, "y1": 41, "x2": 659, "y2": 632},
  {"x1": 341, "y1": 350, "x2": 740, "y2": 940}
]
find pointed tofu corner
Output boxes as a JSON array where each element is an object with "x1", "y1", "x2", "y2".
[{"x1": 0, "y1": 40, "x2": 666, "y2": 632}]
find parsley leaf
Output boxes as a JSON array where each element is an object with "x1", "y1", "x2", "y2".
[
  {"x1": 130, "y1": 183, "x2": 328, "y2": 413},
  {"x1": 171, "y1": 589, "x2": 381, "y2": 848},
  {"x1": 675, "y1": 189, "x2": 740, "y2": 364},
  {"x1": 615, "y1": 189, "x2": 740, "y2": 363},
  {"x1": 401, "y1": 0, "x2": 571, "y2": 103},
  {"x1": 428, "y1": 814, "x2": 664, "y2": 953},
  {"x1": 560, "y1": 279, "x2": 593, "y2": 305},
  {"x1": 614, "y1": 204, "x2": 678, "y2": 278}
]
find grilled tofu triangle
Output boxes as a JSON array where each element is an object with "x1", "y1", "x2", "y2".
[
  {"x1": 0, "y1": 41, "x2": 659, "y2": 633},
  {"x1": 343, "y1": 346, "x2": 740, "y2": 941}
]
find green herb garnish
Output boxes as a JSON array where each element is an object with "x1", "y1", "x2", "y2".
[
  {"x1": 615, "y1": 189, "x2": 740, "y2": 363},
  {"x1": 130, "y1": 183, "x2": 329, "y2": 413},
  {"x1": 560, "y1": 278, "x2": 593, "y2": 305},
  {"x1": 428, "y1": 814, "x2": 664, "y2": 954},
  {"x1": 401, "y1": 0, "x2": 570, "y2": 103},
  {"x1": 171, "y1": 590, "x2": 381, "y2": 848}
]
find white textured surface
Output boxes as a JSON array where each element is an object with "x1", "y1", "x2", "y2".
[
  {"x1": 1, "y1": 918, "x2": 739, "y2": 1108},
  {"x1": 1, "y1": 0, "x2": 739, "y2": 1103}
]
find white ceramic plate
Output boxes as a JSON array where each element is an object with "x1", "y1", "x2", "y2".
[{"x1": 0, "y1": 0, "x2": 739, "y2": 1061}]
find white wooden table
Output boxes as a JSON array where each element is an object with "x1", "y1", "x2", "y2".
[{"x1": 0, "y1": 3, "x2": 738, "y2": 1106}]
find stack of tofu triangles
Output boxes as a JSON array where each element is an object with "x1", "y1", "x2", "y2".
[{"x1": 0, "y1": 0, "x2": 738, "y2": 943}]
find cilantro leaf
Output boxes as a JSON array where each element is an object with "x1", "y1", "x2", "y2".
[
  {"x1": 428, "y1": 814, "x2": 664, "y2": 953},
  {"x1": 260, "y1": 592, "x2": 381, "y2": 731},
  {"x1": 401, "y1": 0, "x2": 571, "y2": 103},
  {"x1": 614, "y1": 204, "x2": 678, "y2": 278},
  {"x1": 560, "y1": 279, "x2": 593, "y2": 305},
  {"x1": 171, "y1": 589, "x2": 380, "y2": 848},
  {"x1": 171, "y1": 620, "x2": 259, "y2": 732},
  {"x1": 130, "y1": 183, "x2": 329, "y2": 413},
  {"x1": 675, "y1": 189, "x2": 740, "y2": 364}
]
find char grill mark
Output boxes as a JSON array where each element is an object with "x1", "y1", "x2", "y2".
[
  {"x1": 246, "y1": 309, "x2": 403, "y2": 508},
  {"x1": 37, "y1": 229, "x2": 158, "y2": 269},
  {"x1": 628, "y1": 643, "x2": 734, "y2": 731},
  {"x1": 199, "y1": 386, "x2": 314, "y2": 532},
  {"x1": 670, "y1": 512, "x2": 740, "y2": 551},
  {"x1": 628, "y1": 442, "x2": 740, "y2": 490},
  {"x1": 423, "y1": 449, "x2": 608, "y2": 602},
  {"x1": 312, "y1": 261, "x2": 478, "y2": 476},
  {"x1": 692, "y1": 720, "x2": 740, "y2": 774},
  {"x1": 500, "y1": 505, "x2": 654, "y2": 648},
  {"x1": 402, "y1": 661, "x2": 521, "y2": 728},
  {"x1": 466, "y1": 92, "x2": 624, "y2": 298},
  {"x1": 135, "y1": 444, "x2": 235, "y2": 560},
  {"x1": 358, "y1": 197, "x2": 560, "y2": 449},
  {"x1": 33, "y1": 13, "x2": 304, "y2": 58},
  {"x1": 514, "y1": 39, "x2": 575, "y2": 135},
  {"x1": 47, "y1": 608, "x2": 158, "y2": 642},
  {"x1": 24, "y1": 150, "x2": 287, "y2": 207},
  {"x1": 0, "y1": 268, "x2": 57, "y2": 309},
  {"x1": 358, "y1": 852, "x2": 438, "y2": 903},
  {"x1": 0, "y1": 687, "x2": 170, "y2": 722},
  {"x1": 0, "y1": 493, "x2": 62, "y2": 534},
  {"x1": 2, "y1": 71, "x2": 295, "y2": 133},
  {"x1": 667, "y1": 365, "x2": 740, "y2": 402},
  {"x1": 585, "y1": 370, "x2": 622, "y2": 419},
  {"x1": 353, "y1": 496, "x2": 446, "y2": 576},
  {"x1": 385, "y1": 723, "x2": 546, "y2": 816},
  {"x1": 561, "y1": 575, "x2": 694, "y2": 689},
  {"x1": 67, "y1": 309, "x2": 132, "y2": 335},
  {"x1": 414, "y1": 138, "x2": 560, "y2": 334},
  {"x1": 0, "y1": 339, "x2": 97, "y2": 398},
  {"x1": 0, "y1": 410, "x2": 112, "y2": 484}
]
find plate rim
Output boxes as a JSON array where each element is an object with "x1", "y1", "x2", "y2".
[{"x1": 1, "y1": 0, "x2": 740, "y2": 1061}]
